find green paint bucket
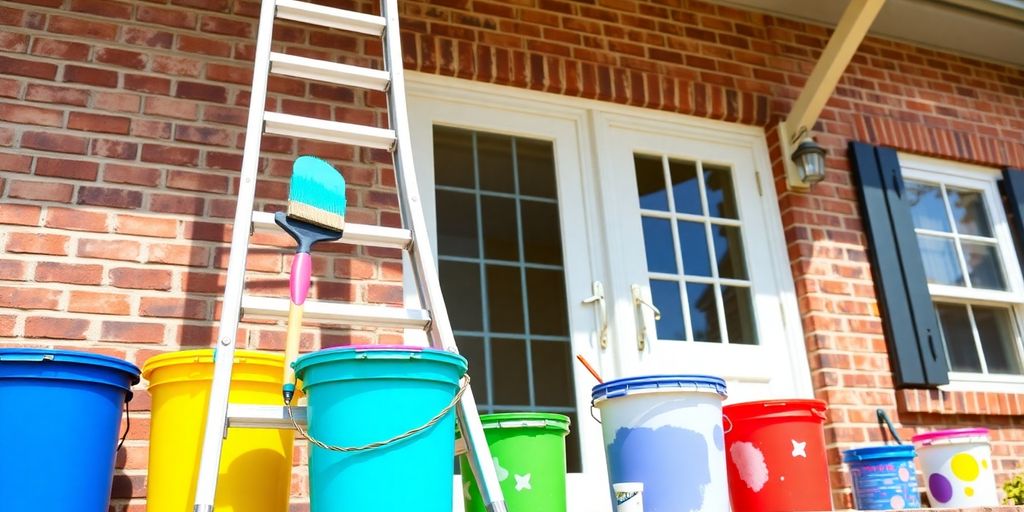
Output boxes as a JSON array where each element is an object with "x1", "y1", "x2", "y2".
[{"x1": 458, "y1": 413, "x2": 570, "y2": 512}]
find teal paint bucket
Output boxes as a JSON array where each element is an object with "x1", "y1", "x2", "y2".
[
  {"x1": 293, "y1": 345, "x2": 468, "y2": 511},
  {"x1": 843, "y1": 445, "x2": 920, "y2": 510},
  {"x1": 0, "y1": 348, "x2": 140, "y2": 512}
]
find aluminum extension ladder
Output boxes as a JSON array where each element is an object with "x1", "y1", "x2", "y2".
[{"x1": 191, "y1": 1, "x2": 507, "y2": 510}]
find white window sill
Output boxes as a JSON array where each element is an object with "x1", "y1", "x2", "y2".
[{"x1": 942, "y1": 372, "x2": 1024, "y2": 393}]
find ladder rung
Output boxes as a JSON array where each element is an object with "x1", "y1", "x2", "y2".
[
  {"x1": 275, "y1": 0, "x2": 385, "y2": 36},
  {"x1": 242, "y1": 295, "x2": 432, "y2": 329},
  {"x1": 250, "y1": 211, "x2": 412, "y2": 250},
  {"x1": 226, "y1": 404, "x2": 306, "y2": 429},
  {"x1": 455, "y1": 437, "x2": 468, "y2": 456},
  {"x1": 269, "y1": 52, "x2": 390, "y2": 91},
  {"x1": 264, "y1": 112, "x2": 396, "y2": 150}
]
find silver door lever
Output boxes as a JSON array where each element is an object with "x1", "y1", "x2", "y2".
[
  {"x1": 582, "y1": 281, "x2": 608, "y2": 349},
  {"x1": 631, "y1": 284, "x2": 660, "y2": 351}
]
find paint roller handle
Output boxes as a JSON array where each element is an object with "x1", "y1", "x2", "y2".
[{"x1": 282, "y1": 252, "x2": 312, "y2": 404}]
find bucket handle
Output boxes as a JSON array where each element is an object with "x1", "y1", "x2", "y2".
[
  {"x1": 116, "y1": 400, "x2": 130, "y2": 453},
  {"x1": 286, "y1": 375, "x2": 470, "y2": 453},
  {"x1": 722, "y1": 414, "x2": 733, "y2": 434},
  {"x1": 876, "y1": 408, "x2": 903, "y2": 445},
  {"x1": 590, "y1": 403, "x2": 601, "y2": 424}
]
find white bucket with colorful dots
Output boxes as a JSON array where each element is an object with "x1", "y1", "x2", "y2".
[{"x1": 912, "y1": 428, "x2": 998, "y2": 507}]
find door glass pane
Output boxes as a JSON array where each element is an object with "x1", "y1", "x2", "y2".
[
  {"x1": 703, "y1": 163, "x2": 739, "y2": 219},
  {"x1": 947, "y1": 188, "x2": 992, "y2": 236},
  {"x1": 521, "y1": 201, "x2": 562, "y2": 265},
  {"x1": 526, "y1": 268, "x2": 569, "y2": 336},
  {"x1": 457, "y1": 336, "x2": 488, "y2": 403},
  {"x1": 439, "y1": 260, "x2": 482, "y2": 331},
  {"x1": 962, "y1": 242, "x2": 1006, "y2": 290},
  {"x1": 433, "y1": 126, "x2": 474, "y2": 188},
  {"x1": 722, "y1": 286, "x2": 757, "y2": 345},
  {"x1": 481, "y1": 196, "x2": 519, "y2": 261},
  {"x1": 491, "y1": 338, "x2": 529, "y2": 404},
  {"x1": 436, "y1": 190, "x2": 478, "y2": 257},
  {"x1": 905, "y1": 181, "x2": 950, "y2": 232},
  {"x1": 678, "y1": 221, "x2": 711, "y2": 277},
  {"x1": 712, "y1": 224, "x2": 748, "y2": 280},
  {"x1": 935, "y1": 303, "x2": 982, "y2": 373},
  {"x1": 516, "y1": 138, "x2": 557, "y2": 198},
  {"x1": 917, "y1": 235, "x2": 964, "y2": 285},
  {"x1": 650, "y1": 279, "x2": 685, "y2": 340},
  {"x1": 642, "y1": 217, "x2": 677, "y2": 274},
  {"x1": 687, "y1": 282, "x2": 721, "y2": 342},
  {"x1": 669, "y1": 159, "x2": 701, "y2": 215},
  {"x1": 532, "y1": 340, "x2": 575, "y2": 406},
  {"x1": 433, "y1": 126, "x2": 578, "y2": 471},
  {"x1": 486, "y1": 265, "x2": 524, "y2": 334},
  {"x1": 972, "y1": 306, "x2": 1023, "y2": 375},
  {"x1": 635, "y1": 155, "x2": 668, "y2": 211},
  {"x1": 477, "y1": 133, "x2": 515, "y2": 193}
]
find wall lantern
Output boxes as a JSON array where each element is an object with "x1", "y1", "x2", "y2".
[{"x1": 779, "y1": 124, "x2": 828, "y2": 191}]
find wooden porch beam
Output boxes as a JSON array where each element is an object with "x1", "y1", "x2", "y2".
[{"x1": 783, "y1": 0, "x2": 886, "y2": 143}]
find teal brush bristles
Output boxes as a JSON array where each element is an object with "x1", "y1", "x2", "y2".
[{"x1": 287, "y1": 155, "x2": 346, "y2": 232}]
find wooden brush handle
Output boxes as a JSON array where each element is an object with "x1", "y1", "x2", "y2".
[{"x1": 283, "y1": 301, "x2": 304, "y2": 389}]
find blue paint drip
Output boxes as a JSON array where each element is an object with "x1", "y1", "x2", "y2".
[
  {"x1": 712, "y1": 424, "x2": 724, "y2": 452},
  {"x1": 607, "y1": 426, "x2": 710, "y2": 512}
]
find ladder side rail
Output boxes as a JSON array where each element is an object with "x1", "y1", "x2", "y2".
[
  {"x1": 380, "y1": 1, "x2": 507, "y2": 510},
  {"x1": 192, "y1": 0, "x2": 279, "y2": 510}
]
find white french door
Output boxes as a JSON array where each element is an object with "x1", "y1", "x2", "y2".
[
  {"x1": 407, "y1": 75, "x2": 811, "y2": 512},
  {"x1": 594, "y1": 113, "x2": 812, "y2": 403}
]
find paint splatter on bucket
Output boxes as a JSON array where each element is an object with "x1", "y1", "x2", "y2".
[
  {"x1": 843, "y1": 445, "x2": 920, "y2": 510},
  {"x1": 592, "y1": 375, "x2": 729, "y2": 512},
  {"x1": 913, "y1": 428, "x2": 998, "y2": 507}
]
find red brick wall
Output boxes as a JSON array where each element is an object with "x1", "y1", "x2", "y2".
[{"x1": 2, "y1": 0, "x2": 1023, "y2": 509}]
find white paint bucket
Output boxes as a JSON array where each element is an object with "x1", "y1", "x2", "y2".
[
  {"x1": 592, "y1": 375, "x2": 730, "y2": 512},
  {"x1": 912, "y1": 428, "x2": 998, "y2": 507}
]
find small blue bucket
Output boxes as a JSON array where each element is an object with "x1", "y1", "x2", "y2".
[
  {"x1": 0, "y1": 348, "x2": 140, "y2": 512},
  {"x1": 843, "y1": 445, "x2": 920, "y2": 510}
]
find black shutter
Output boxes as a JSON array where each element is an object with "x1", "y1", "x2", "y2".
[
  {"x1": 1002, "y1": 168, "x2": 1024, "y2": 265},
  {"x1": 850, "y1": 142, "x2": 949, "y2": 387}
]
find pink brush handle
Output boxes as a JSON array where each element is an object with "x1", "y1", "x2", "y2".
[{"x1": 290, "y1": 252, "x2": 312, "y2": 305}]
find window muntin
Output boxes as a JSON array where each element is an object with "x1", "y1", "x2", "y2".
[{"x1": 903, "y1": 161, "x2": 1024, "y2": 378}]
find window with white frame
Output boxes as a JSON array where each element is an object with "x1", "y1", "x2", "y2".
[{"x1": 901, "y1": 157, "x2": 1024, "y2": 379}]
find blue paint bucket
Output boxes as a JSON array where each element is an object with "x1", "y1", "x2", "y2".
[
  {"x1": 592, "y1": 375, "x2": 729, "y2": 512},
  {"x1": 843, "y1": 445, "x2": 920, "y2": 510},
  {"x1": 293, "y1": 345, "x2": 467, "y2": 511},
  {"x1": 0, "y1": 348, "x2": 140, "y2": 512}
]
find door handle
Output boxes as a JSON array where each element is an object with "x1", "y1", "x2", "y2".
[
  {"x1": 582, "y1": 281, "x2": 608, "y2": 349},
  {"x1": 631, "y1": 284, "x2": 660, "y2": 351}
]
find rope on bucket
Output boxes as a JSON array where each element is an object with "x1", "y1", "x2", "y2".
[{"x1": 286, "y1": 375, "x2": 470, "y2": 452}]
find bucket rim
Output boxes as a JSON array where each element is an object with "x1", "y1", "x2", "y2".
[
  {"x1": 141, "y1": 348, "x2": 283, "y2": 380},
  {"x1": 842, "y1": 444, "x2": 916, "y2": 462},
  {"x1": 0, "y1": 348, "x2": 140, "y2": 385},
  {"x1": 293, "y1": 345, "x2": 466, "y2": 371},
  {"x1": 591, "y1": 374, "x2": 727, "y2": 402},
  {"x1": 722, "y1": 398, "x2": 827, "y2": 417},
  {"x1": 911, "y1": 427, "x2": 989, "y2": 445},
  {"x1": 480, "y1": 412, "x2": 571, "y2": 432}
]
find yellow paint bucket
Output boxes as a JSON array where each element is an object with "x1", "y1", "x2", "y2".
[{"x1": 142, "y1": 349, "x2": 295, "y2": 512}]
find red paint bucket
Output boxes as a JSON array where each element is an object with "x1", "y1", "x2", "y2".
[{"x1": 723, "y1": 399, "x2": 833, "y2": 511}]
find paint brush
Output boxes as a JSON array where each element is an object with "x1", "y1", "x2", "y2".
[
  {"x1": 575, "y1": 354, "x2": 604, "y2": 384},
  {"x1": 277, "y1": 155, "x2": 346, "y2": 404}
]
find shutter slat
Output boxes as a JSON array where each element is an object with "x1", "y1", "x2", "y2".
[{"x1": 850, "y1": 142, "x2": 949, "y2": 387}]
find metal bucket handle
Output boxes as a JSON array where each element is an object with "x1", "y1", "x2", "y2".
[
  {"x1": 287, "y1": 375, "x2": 470, "y2": 452},
  {"x1": 876, "y1": 408, "x2": 903, "y2": 445}
]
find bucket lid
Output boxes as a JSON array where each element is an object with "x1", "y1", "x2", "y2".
[
  {"x1": 722, "y1": 399, "x2": 827, "y2": 422},
  {"x1": 141, "y1": 349, "x2": 283, "y2": 380},
  {"x1": 911, "y1": 427, "x2": 989, "y2": 445},
  {"x1": 591, "y1": 375, "x2": 727, "y2": 403},
  {"x1": 843, "y1": 444, "x2": 916, "y2": 462},
  {"x1": 292, "y1": 345, "x2": 467, "y2": 374},
  {"x1": 480, "y1": 412, "x2": 571, "y2": 433},
  {"x1": 0, "y1": 348, "x2": 141, "y2": 385}
]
